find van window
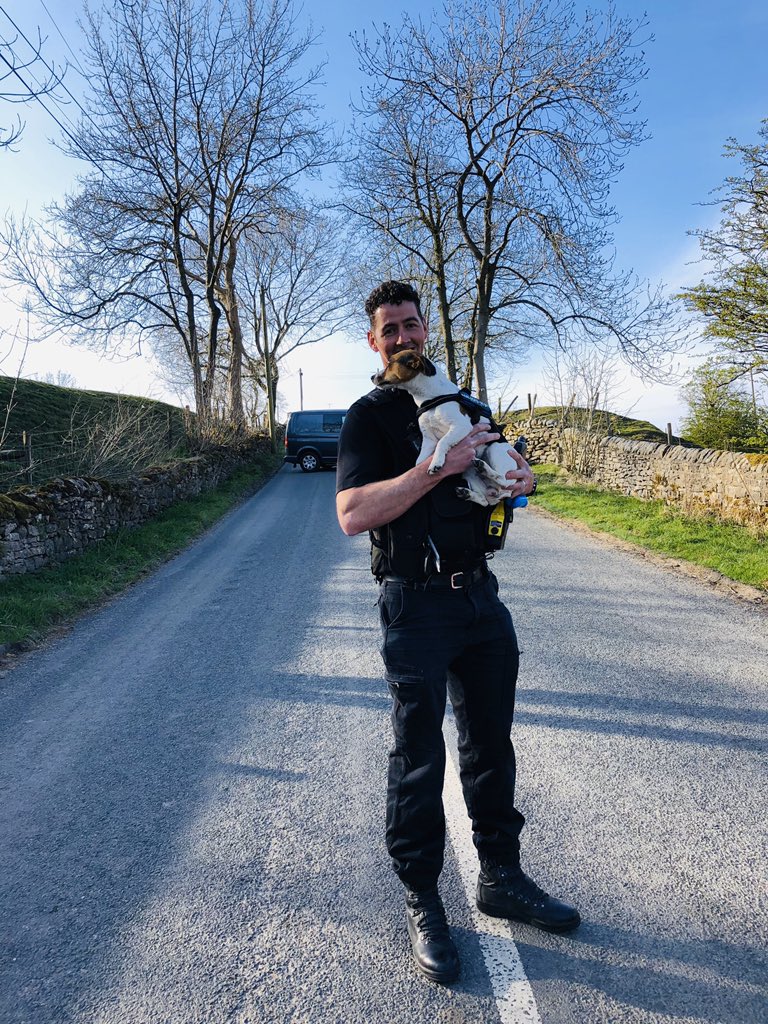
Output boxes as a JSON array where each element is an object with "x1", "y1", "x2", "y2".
[
  {"x1": 292, "y1": 413, "x2": 323, "y2": 435},
  {"x1": 322, "y1": 413, "x2": 344, "y2": 433},
  {"x1": 290, "y1": 412, "x2": 345, "y2": 435}
]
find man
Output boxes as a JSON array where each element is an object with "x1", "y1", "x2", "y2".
[{"x1": 336, "y1": 281, "x2": 579, "y2": 985}]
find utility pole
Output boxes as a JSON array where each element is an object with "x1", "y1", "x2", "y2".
[
  {"x1": 260, "y1": 285, "x2": 276, "y2": 453},
  {"x1": 299, "y1": 368, "x2": 304, "y2": 411}
]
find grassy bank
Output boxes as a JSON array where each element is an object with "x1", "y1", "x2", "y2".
[
  {"x1": 533, "y1": 465, "x2": 768, "y2": 592},
  {"x1": 505, "y1": 406, "x2": 675, "y2": 443},
  {"x1": 0, "y1": 374, "x2": 187, "y2": 439},
  {"x1": 0, "y1": 375, "x2": 190, "y2": 489},
  {"x1": 0, "y1": 454, "x2": 281, "y2": 650}
]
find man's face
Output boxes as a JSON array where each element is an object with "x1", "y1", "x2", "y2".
[{"x1": 367, "y1": 301, "x2": 427, "y2": 367}]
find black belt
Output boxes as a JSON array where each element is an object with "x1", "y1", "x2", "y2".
[{"x1": 379, "y1": 564, "x2": 489, "y2": 590}]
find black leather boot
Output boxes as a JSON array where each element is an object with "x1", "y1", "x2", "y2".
[
  {"x1": 404, "y1": 887, "x2": 460, "y2": 984},
  {"x1": 476, "y1": 863, "x2": 581, "y2": 933}
]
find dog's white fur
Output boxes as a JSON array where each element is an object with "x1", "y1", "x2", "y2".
[{"x1": 372, "y1": 351, "x2": 517, "y2": 507}]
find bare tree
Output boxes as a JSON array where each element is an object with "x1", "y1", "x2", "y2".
[
  {"x1": 0, "y1": 22, "x2": 64, "y2": 150},
  {"x1": 41, "y1": 370, "x2": 78, "y2": 388},
  {"x1": 154, "y1": 203, "x2": 351, "y2": 426},
  {"x1": 0, "y1": 319, "x2": 30, "y2": 460},
  {"x1": 246, "y1": 210, "x2": 349, "y2": 358},
  {"x1": 350, "y1": 0, "x2": 689, "y2": 402},
  {"x1": 344, "y1": 90, "x2": 476, "y2": 383},
  {"x1": 540, "y1": 337, "x2": 631, "y2": 474},
  {"x1": 2, "y1": 0, "x2": 332, "y2": 428},
  {"x1": 222, "y1": 205, "x2": 349, "y2": 427}
]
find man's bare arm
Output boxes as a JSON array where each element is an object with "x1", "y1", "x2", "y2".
[{"x1": 337, "y1": 461, "x2": 439, "y2": 536}]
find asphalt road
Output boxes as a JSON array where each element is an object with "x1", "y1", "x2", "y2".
[{"x1": 0, "y1": 465, "x2": 766, "y2": 1024}]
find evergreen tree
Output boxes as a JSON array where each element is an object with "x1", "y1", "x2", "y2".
[
  {"x1": 678, "y1": 121, "x2": 768, "y2": 386},
  {"x1": 681, "y1": 360, "x2": 768, "y2": 452}
]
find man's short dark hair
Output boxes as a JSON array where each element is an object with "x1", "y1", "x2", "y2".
[{"x1": 365, "y1": 281, "x2": 424, "y2": 325}]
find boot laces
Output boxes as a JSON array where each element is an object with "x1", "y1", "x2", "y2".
[
  {"x1": 409, "y1": 891, "x2": 450, "y2": 941},
  {"x1": 491, "y1": 865, "x2": 547, "y2": 905}
]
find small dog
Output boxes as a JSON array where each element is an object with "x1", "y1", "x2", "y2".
[{"x1": 372, "y1": 350, "x2": 517, "y2": 507}]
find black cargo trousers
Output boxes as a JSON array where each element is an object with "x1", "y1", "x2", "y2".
[{"x1": 378, "y1": 571, "x2": 525, "y2": 891}]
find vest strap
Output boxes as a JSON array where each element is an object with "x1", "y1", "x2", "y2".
[{"x1": 416, "y1": 389, "x2": 494, "y2": 426}]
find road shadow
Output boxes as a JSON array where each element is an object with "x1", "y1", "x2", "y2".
[
  {"x1": 515, "y1": 695, "x2": 766, "y2": 753},
  {"x1": 516, "y1": 926, "x2": 767, "y2": 1024}
]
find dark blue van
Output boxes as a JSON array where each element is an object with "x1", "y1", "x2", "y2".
[{"x1": 283, "y1": 409, "x2": 347, "y2": 472}]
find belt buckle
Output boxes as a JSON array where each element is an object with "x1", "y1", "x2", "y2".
[{"x1": 450, "y1": 571, "x2": 465, "y2": 589}]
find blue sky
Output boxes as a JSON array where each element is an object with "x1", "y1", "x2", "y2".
[{"x1": 1, "y1": 0, "x2": 767, "y2": 428}]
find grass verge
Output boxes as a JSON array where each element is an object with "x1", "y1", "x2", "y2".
[
  {"x1": 533, "y1": 465, "x2": 768, "y2": 592},
  {"x1": 0, "y1": 454, "x2": 281, "y2": 650}
]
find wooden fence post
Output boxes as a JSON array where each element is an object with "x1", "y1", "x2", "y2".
[{"x1": 22, "y1": 430, "x2": 33, "y2": 484}]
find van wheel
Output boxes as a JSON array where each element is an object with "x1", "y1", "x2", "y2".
[{"x1": 299, "y1": 452, "x2": 320, "y2": 472}]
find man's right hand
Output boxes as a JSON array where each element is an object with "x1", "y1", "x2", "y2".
[{"x1": 435, "y1": 424, "x2": 500, "y2": 477}]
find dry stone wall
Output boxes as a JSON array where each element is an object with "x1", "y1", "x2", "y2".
[
  {"x1": 509, "y1": 418, "x2": 768, "y2": 529},
  {"x1": 0, "y1": 439, "x2": 272, "y2": 579}
]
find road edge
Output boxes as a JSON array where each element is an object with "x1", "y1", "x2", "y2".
[
  {"x1": 0, "y1": 462, "x2": 284, "y2": 670},
  {"x1": 530, "y1": 505, "x2": 767, "y2": 613}
]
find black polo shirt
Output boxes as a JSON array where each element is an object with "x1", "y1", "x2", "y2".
[{"x1": 336, "y1": 388, "x2": 420, "y2": 494}]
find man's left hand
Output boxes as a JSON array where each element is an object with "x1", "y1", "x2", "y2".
[{"x1": 504, "y1": 448, "x2": 535, "y2": 497}]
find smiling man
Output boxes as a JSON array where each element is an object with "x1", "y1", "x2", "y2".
[{"x1": 336, "y1": 280, "x2": 580, "y2": 985}]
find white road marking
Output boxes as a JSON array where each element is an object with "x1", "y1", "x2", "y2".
[{"x1": 443, "y1": 723, "x2": 542, "y2": 1024}]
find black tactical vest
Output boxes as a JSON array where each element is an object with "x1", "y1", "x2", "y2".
[{"x1": 359, "y1": 388, "x2": 493, "y2": 579}]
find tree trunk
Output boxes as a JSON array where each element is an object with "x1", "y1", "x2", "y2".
[
  {"x1": 223, "y1": 239, "x2": 245, "y2": 431},
  {"x1": 435, "y1": 274, "x2": 457, "y2": 383},
  {"x1": 171, "y1": 201, "x2": 211, "y2": 423},
  {"x1": 462, "y1": 340, "x2": 474, "y2": 392},
  {"x1": 261, "y1": 286, "x2": 276, "y2": 453},
  {"x1": 473, "y1": 272, "x2": 493, "y2": 403},
  {"x1": 190, "y1": 349, "x2": 208, "y2": 429},
  {"x1": 203, "y1": 273, "x2": 221, "y2": 424}
]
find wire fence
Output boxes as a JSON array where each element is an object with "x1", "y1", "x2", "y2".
[{"x1": 0, "y1": 409, "x2": 183, "y2": 493}]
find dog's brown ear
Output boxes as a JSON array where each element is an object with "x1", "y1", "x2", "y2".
[{"x1": 421, "y1": 356, "x2": 437, "y2": 377}]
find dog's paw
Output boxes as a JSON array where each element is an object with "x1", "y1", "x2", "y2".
[
  {"x1": 456, "y1": 485, "x2": 490, "y2": 506},
  {"x1": 474, "y1": 460, "x2": 506, "y2": 487},
  {"x1": 428, "y1": 461, "x2": 444, "y2": 475}
]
